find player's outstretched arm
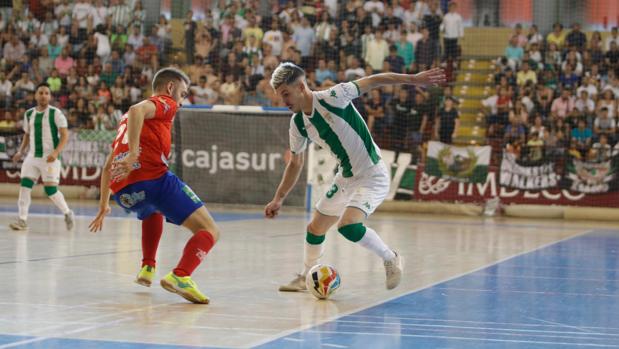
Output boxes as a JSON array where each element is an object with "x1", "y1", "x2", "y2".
[
  {"x1": 265, "y1": 152, "x2": 305, "y2": 218},
  {"x1": 353, "y1": 68, "x2": 446, "y2": 95},
  {"x1": 110, "y1": 100, "x2": 156, "y2": 181},
  {"x1": 89, "y1": 152, "x2": 113, "y2": 233}
]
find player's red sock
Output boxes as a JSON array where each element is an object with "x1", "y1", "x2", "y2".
[
  {"x1": 141, "y1": 213, "x2": 164, "y2": 267},
  {"x1": 173, "y1": 231, "x2": 215, "y2": 277}
]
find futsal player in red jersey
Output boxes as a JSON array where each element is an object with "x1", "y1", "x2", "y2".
[{"x1": 89, "y1": 68, "x2": 218, "y2": 304}]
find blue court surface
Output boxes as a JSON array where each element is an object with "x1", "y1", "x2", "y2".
[{"x1": 0, "y1": 204, "x2": 616, "y2": 349}]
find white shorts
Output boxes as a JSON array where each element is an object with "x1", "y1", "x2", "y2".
[
  {"x1": 316, "y1": 161, "x2": 390, "y2": 217},
  {"x1": 20, "y1": 156, "x2": 62, "y2": 184}
]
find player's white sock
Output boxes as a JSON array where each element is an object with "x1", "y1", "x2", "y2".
[
  {"x1": 339, "y1": 223, "x2": 396, "y2": 262},
  {"x1": 46, "y1": 188, "x2": 70, "y2": 214},
  {"x1": 302, "y1": 232, "x2": 325, "y2": 276},
  {"x1": 18, "y1": 187, "x2": 32, "y2": 221}
]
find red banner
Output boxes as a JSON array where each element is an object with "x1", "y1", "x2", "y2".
[{"x1": 414, "y1": 165, "x2": 619, "y2": 207}]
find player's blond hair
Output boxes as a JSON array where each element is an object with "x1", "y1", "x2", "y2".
[{"x1": 270, "y1": 62, "x2": 305, "y2": 90}]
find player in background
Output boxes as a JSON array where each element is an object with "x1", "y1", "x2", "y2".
[
  {"x1": 265, "y1": 62, "x2": 445, "y2": 291},
  {"x1": 10, "y1": 83, "x2": 74, "y2": 231},
  {"x1": 89, "y1": 68, "x2": 220, "y2": 304}
]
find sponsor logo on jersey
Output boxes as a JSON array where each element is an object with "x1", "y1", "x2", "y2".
[{"x1": 119, "y1": 191, "x2": 145, "y2": 208}]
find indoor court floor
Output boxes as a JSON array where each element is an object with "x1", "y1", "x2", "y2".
[{"x1": 0, "y1": 198, "x2": 617, "y2": 348}]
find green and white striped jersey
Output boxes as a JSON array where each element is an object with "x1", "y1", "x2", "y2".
[
  {"x1": 289, "y1": 82, "x2": 381, "y2": 178},
  {"x1": 23, "y1": 106, "x2": 68, "y2": 158}
]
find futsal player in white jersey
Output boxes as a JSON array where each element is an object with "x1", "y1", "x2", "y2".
[
  {"x1": 9, "y1": 83, "x2": 74, "y2": 231},
  {"x1": 265, "y1": 62, "x2": 445, "y2": 291}
]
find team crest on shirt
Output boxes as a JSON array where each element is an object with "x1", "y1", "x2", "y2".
[
  {"x1": 330, "y1": 90, "x2": 337, "y2": 98},
  {"x1": 119, "y1": 191, "x2": 145, "y2": 208}
]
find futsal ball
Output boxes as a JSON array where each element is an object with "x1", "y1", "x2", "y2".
[{"x1": 305, "y1": 264, "x2": 341, "y2": 300}]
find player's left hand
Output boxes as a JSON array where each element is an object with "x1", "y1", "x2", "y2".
[
  {"x1": 413, "y1": 68, "x2": 447, "y2": 87},
  {"x1": 89, "y1": 205, "x2": 111, "y2": 233},
  {"x1": 111, "y1": 153, "x2": 138, "y2": 181},
  {"x1": 46, "y1": 151, "x2": 58, "y2": 163}
]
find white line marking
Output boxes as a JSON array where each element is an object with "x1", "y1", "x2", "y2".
[
  {"x1": 322, "y1": 343, "x2": 348, "y2": 348},
  {"x1": 527, "y1": 316, "x2": 599, "y2": 334},
  {"x1": 246, "y1": 230, "x2": 594, "y2": 348},
  {"x1": 303, "y1": 329, "x2": 619, "y2": 348},
  {"x1": 282, "y1": 337, "x2": 304, "y2": 342}
]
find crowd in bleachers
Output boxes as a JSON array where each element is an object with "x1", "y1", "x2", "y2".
[
  {"x1": 0, "y1": 0, "x2": 464, "y2": 162},
  {"x1": 485, "y1": 22, "x2": 619, "y2": 164}
]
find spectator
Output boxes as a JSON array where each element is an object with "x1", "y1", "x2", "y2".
[
  {"x1": 94, "y1": 26, "x2": 111, "y2": 62},
  {"x1": 364, "y1": 30, "x2": 390, "y2": 72},
  {"x1": 396, "y1": 30, "x2": 414, "y2": 69},
  {"x1": 109, "y1": 0, "x2": 131, "y2": 29},
  {"x1": 55, "y1": 0, "x2": 73, "y2": 29},
  {"x1": 605, "y1": 27, "x2": 619, "y2": 51},
  {"x1": 393, "y1": 89, "x2": 428, "y2": 162},
  {"x1": 292, "y1": 17, "x2": 315, "y2": 67},
  {"x1": 597, "y1": 90, "x2": 616, "y2": 120},
  {"x1": 4, "y1": 35, "x2": 26, "y2": 65},
  {"x1": 407, "y1": 23, "x2": 424, "y2": 48},
  {"x1": 605, "y1": 41, "x2": 619, "y2": 70},
  {"x1": 315, "y1": 58, "x2": 336, "y2": 85},
  {"x1": 92, "y1": 104, "x2": 112, "y2": 130},
  {"x1": 415, "y1": 27, "x2": 435, "y2": 70},
  {"x1": 510, "y1": 23, "x2": 528, "y2": 48},
  {"x1": 505, "y1": 36, "x2": 524, "y2": 70},
  {"x1": 423, "y1": 1, "x2": 442, "y2": 58},
  {"x1": 527, "y1": 24, "x2": 543, "y2": 46},
  {"x1": 130, "y1": 1, "x2": 146, "y2": 31},
  {"x1": 435, "y1": 96, "x2": 459, "y2": 144},
  {"x1": 551, "y1": 88, "x2": 575, "y2": 121},
  {"x1": 243, "y1": 12, "x2": 263, "y2": 45},
  {"x1": 593, "y1": 107, "x2": 616, "y2": 143},
  {"x1": 590, "y1": 134, "x2": 613, "y2": 162},
  {"x1": 90, "y1": 0, "x2": 107, "y2": 29},
  {"x1": 571, "y1": 119, "x2": 593, "y2": 156},
  {"x1": 97, "y1": 81, "x2": 112, "y2": 104},
  {"x1": 136, "y1": 37, "x2": 159, "y2": 69},
  {"x1": 263, "y1": 19, "x2": 283, "y2": 57},
  {"x1": 504, "y1": 118, "x2": 526, "y2": 157},
  {"x1": 575, "y1": 90, "x2": 596, "y2": 117},
  {"x1": 123, "y1": 44, "x2": 136, "y2": 66},
  {"x1": 0, "y1": 72, "x2": 12, "y2": 108},
  {"x1": 12, "y1": 72, "x2": 35, "y2": 101},
  {"x1": 46, "y1": 68, "x2": 62, "y2": 93},
  {"x1": 110, "y1": 25, "x2": 128, "y2": 51},
  {"x1": 365, "y1": 89, "x2": 386, "y2": 134},
  {"x1": 155, "y1": 15, "x2": 172, "y2": 50},
  {"x1": 184, "y1": 10, "x2": 197, "y2": 64},
  {"x1": 509, "y1": 100, "x2": 529, "y2": 126},
  {"x1": 529, "y1": 114, "x2": 548, "y2": 141},
  {"x1": 527, "y1": 131, "x2": 544, "y2": 162},
  {"x1": 99, "y1": 63, "x2": 118, "y2": 88},
  {"x1": 546, "y1": 23, "x2": 565, "y2": 50},
  {"x1": 54, "y1": 46, "x2": 74, "y2": 77},
  {"x1": 220, "y1": 73, "x2": 243, "y2": 105},
  {"x1": 516, "y1": 61, "x2": 537, "y2": 86},
  {"x1": 127, "y1": 25, "x2": 144, "y2": 50},
  {"x1": 566, "y1": 23, "x2": 587, "y2": 51},
  {"x1": 441, "y1": 2, "x2": 463, "y2": 62},
  {"x1": 577, "y1": 76, "x2": 598, "y2": 99},
  {"x1": 385, "y1": 45, "x2": 406, "y2": 73},
  {"x1": 344, "y1": 57, "x2": 365, "y2": 81}
]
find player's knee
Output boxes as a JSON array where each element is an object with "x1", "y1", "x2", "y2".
[
  {"x1": 307, "y1": 222, "x2": 327, "y2": 236},
  {"x1": 20, "y1": 178, "x2": 34, "y2": 189},
  {"x1": 338, "y1": 223, "x2": 366, "y2": 243},
  {"x1": 44, "y1": 186, "x2": 58, "y2": 196}
]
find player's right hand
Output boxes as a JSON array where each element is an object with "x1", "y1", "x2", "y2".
[
  {"x1": 264, "y1": 199, "x2": 282, "y2": 218},
  {"x1": 89, "y1": 205, "x2": 111, "y2": 233},
  {"x1": 12, "y1": 152, "x2": 22, "y2": 163}
]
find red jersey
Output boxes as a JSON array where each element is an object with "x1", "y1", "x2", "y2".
[{"x1": 110, "y1": 95, "x2": 179, "y2": 193}]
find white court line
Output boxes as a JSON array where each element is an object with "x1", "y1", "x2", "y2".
[
  {"x1": 0, "y1": 317, "x2": 133, "y2": 349},
  {"x1": 433, "y1": 286, "x2": 619, "y2": 298},
  {"x1": 472, "y1": 272, "x2": 617, "y2": 282},
  {"x1": 282, "y1": 337, "x2": 304, "y2": 342},
  {"x1": 322, "y1": 343, "x2": 348, "y2": 348},
  {"x1": 329, "y1": 319, "x2": 617, "y2": 337},
  {"x1": 527, "y1": 316, "x2": 600, "y2": 334},
  {"x1": 331, "y1": 322, "x2": 615, "y2": 341},
  {"x1": 0, "y1": 302, "x2": 176, "y2": 348},
  {"x1": 341, "y1": 314, "x2": 619, "y2": 331},
  {"x1": 303, "y1": 329, "x2": 619, "y2": 348},
  {"x1": 246, "y1": 230, "x2": 595, "y2": 348}
]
